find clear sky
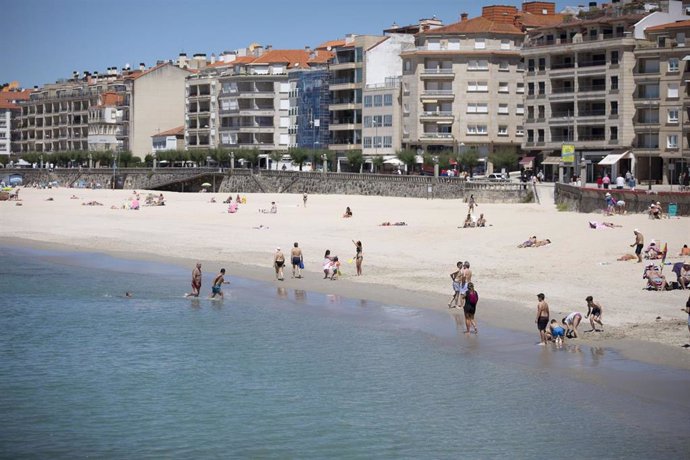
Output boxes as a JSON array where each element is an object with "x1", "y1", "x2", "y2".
[{"x1": 3, "y1": 0, "x2": 567, "y2": 88}]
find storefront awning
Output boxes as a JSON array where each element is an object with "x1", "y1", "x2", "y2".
[
  {"x1": 598, "y1": 150, "x2": 631, "y2": 166},
  {"x1": 519, "y1": 156, "x2": 535, "y2": 166},
  {"x1": 541, "y1": 156, "x2": 561, "y2": 165}
]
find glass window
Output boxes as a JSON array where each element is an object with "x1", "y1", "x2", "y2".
[
  {"x1": 363, "y1": 137, "x2": 372, "y2": 148},
  {"x1": 363, "y1": 116, "x2": 372, "y2": 127},
  {"x1": 516, "y1": 104, "x2": 524, "y2": 115},
  {"x1": 528, "y1": 59, "x2": 535, "y2": 72},
  {"x1": 364, "y1": 96, "x2": 372, "y2": 107},
  {"x1": 383, "y1": 136, "x2": 392, "y2": 148},
  {"x1": 538, "y1": 58, "x2": 545, "y2": 71},
  {"x1": 610, "y1": 126, "x2": 618, "y2": 141},
  {"x1": 383, "y1": 94, "x2": 393, "y2": 106},
  {"x1": 373, "y1": 136, "x2": 382, "y2": 148},
  {"x1": 374, "y1": 95, "x2": 383, "y2": 106},
  {"x1": 501, "y1": 39, "x2": 510, "y2": 50},
  {"x1": 611, "y1": 50, "x2": 619, "y2": 65},
  {"x1": 668, "y1": 108, "x2": 679, "y2": 123},
  {"x1": 667, "y1": 134, "x2": 678, "y2": 148},
  {"x1": 499, "y1": 82, "x2": 509, "y2": 93},
  {"x1": 373, "y1": 115, "x2": 383, "y2": 126},
  {"x1": 498, "y1": 125, "x2": 508, "y2": 135},
  {"x1": 610, "y1": 100, "x2": 618, "y2": 115},
  {"x1": 516, "y1": 126, "x2": 524, "y2": 136},
  {"x1": 498, "y1": 104, "x2": 509, "y2": 114},
  {"x1": 517, "y1": 82, "x2": 524, "y2": 93},
  {"x1": 669, "y1": 58, "x2": 679, "y2": 72},
  {"x1": 499, "y1": 61, "x2": 509, "y2": 71},
  {"x1": 383, "y1": 115, "x2": 392, "y2": 126},
  {"x1": 475, "y1": 38, "x2": 486, "y2": 49},
  {"x1": 668, "y1": 84, "x2": 679, "y2": 98}
]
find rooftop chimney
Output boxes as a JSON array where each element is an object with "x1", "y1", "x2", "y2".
[
  {"x1": 178, "y1": 53, "x2": 188, "y2": 68},
  {"x1": 266, "y1": 44, "x2": 272, "y2": 51},
  {"x1": 139, "y1": 63, "x2": 146, "y2": 71},
  {"x1": 482, "y1": 5, "x2": 518, "y2": 23},
  {"x1": 461, "y1": 12, "x2": 469, "y2": 22},
  {"x1": 210, "y1": 53, "x2": 216, "y2": 64},
  {"x1": 305, "y1": 45, "x2": 312, "y2": 53}
]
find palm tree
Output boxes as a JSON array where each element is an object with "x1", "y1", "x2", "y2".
[
  {"x1": 288, "y1": 147, "x2": 310, "y2": 171},
  {"x1": 270, "y1": 150, "x2": 284, "y2": 170}
]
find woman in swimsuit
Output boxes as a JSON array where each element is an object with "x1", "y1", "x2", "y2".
[
  {"x1": 323, "y1": 250, "x2": 334, "y2": 279},
  {"x1": 352, "y1": 240, "x2": 363, "y2": 276},
  {"x1": 463, "y1": 283, "x2": 479, "y2": 334},
  {"x1": 585, "y1": 295, "x2": 604, "y2": 332},
  {"x1": 274, "y1": 247, "x2": 285, "y2": 281}
]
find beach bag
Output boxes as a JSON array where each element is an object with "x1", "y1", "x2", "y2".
[{"x1": 299, "y1": 260, "x2": 304, "y2": 269}]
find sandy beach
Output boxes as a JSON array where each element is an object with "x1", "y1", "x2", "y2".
[{"x1": 3, "y1": 185, "x2": 689, "y2": 368}]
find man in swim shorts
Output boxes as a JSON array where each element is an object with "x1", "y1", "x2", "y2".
[
  {"x1": 448, "y1": 261, "x2": 463, "y2": 308},
  {"x1": 186, "y1": 263, "x2": 202, "y2": 297},
  {"x1": 549, "y1": 319, "x2": 565, "y2": 345},
  {"x1": 535, "y1": 293, "x2": 550, "y2": 345},
  {"x1": 210, "y1": 268, "x2": 228, "y2": 299},
  {"x1": 585, "y1": 295, "x2": 603, "y2": 332},
  {"x1": 291, "y1": 242, "x2": 303, "y2": 279},
  {"x1": 630, "y1": 229, "x2": 644, "y2": 263}
]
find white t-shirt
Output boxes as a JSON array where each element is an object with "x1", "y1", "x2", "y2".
[
  {"x1": 615, "y1": 176, "x2": 625, "y2": 187},
  {"x1": 565, "y1": 312, "x2": 582, "y2": 324}
]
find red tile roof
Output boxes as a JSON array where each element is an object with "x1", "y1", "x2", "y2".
[
  {"x1": 646, "y1": 19, "x2": 690, "y2": 32},
  {"x1": 316, "y1": 39, "x2": 347, "y2": 50},
  {"x1": 0, "y1": 100, "x2": 20, "y2": 110},
  {"x1": 423, "y1": 16, "x2": 524, "y2": 36},
  {"x1": 152, "y1": 126, "x2": 184, "y2": 138},
  {"x1": 246, "y1": 49, "x2": 333, "y2": 68},
  {"x1": 517, "y1": 11, "x2": 569, "y2": 28}
]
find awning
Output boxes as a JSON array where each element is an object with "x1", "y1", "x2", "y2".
[
  {"x1": 682, "y1": 55, "x2": 690, "y2": 61},
  {"x1": 519, "y1": 156, "x2": 535, "y2": 166},
  {"x1": 598, "y1": 150, "x2": 631, "y2": 166},
  {"x1": 541, "y1": 156, "x2": 562, "y2": 165}
]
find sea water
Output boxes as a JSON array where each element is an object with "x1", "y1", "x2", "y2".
[{"x1": 0, "y1": 246, "x2": 688, "y2": 459}]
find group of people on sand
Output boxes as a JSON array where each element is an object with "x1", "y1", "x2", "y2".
[
  {"x1": 517, "y1": 236, "x2": 551, "y2": 248},
  {"x1": 448, "y1": 261, "x2": 478, "y2": 334},
  {"x1": 536, "y1": 293, "x2": 604, "y2": 346},
  {"x1": 460, "y1": 195, "x2": 487, "y2": 228},
  {"x1": 272, "y1": 243, "x2": 306, "y2": 281},
  {"x1": 271, "y1": 240, "x2": 362, "y2": 282}
]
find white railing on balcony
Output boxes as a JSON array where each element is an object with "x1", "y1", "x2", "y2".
[
  {"x1": 421, "y1": 90, "x2": 454, "y2": 96},
  {"x1": 422, "y1": 111, "x2": 454, "y2": 117},
  {"x1": 422, "y1": 68, "x2": 454, "y2": 74},
  {"x1": 421, "y1": 132, "x2": 453, "y2": 139}
]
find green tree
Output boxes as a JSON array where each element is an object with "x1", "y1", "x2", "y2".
[
  {"x1": 288, "y1": 147, "x2": 310, "y2": 171},
  {"x1": 489, "y1": 147, "x2": 519, "y2": 172},
  {"x1": 396, "y1": 149, "x2": 417, "y2": 174},
  {"x1": 457, "y1": 148, "x2": 480, "y2": 175},
  {"x1": 119, "y1": 150, "x2": 134, "y2": 167},
  {"x1": 346, "y1": 149, "x2": 364, "y2": 173},
  {"x1": 371, "y1": 156, "x2": 384, "y2": 173},
  {"x1": 238, "y1": 148, "x2": 260, "y2": 169},
  {"x1": 270, "y1": 150, "x2": 284, "y2": 170}
]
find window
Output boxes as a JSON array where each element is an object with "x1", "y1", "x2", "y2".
[
  {"x1": 538, "y1": 105, "x2": 545, "y2": 118},
  {"x1": 373, "y1": 115, "x2": 383, "y2": 126},
  {"x1": 538, "y1": 58, "x2": 546, "y2": 71},
  {"x1": 475, "y1": 38, "x2": 486, "y2": 49},
  {"x1": 467, "y1": 81, "x2": 488, "y2": 92},
  {"x1": 383, "y1": 136, "x2": 392, "y2": 148},
  {"x1": 611, "y1": 50, "x2": 619, "y2": 65},
  {"x1": 373, "y1": 136, "x2": 382, "y2": 148},
  {"x1": 517, "y1": 82, "x2": 524, "y2": 94},
  {"x1": 468, "y1": 60, "x2": 488, "y2": 70},
  {"x1": 501, "y1": 39, "x2": 510, "y2": 50},
  {"x1": 384, "y1": 94, "x2": 393, "y2": 106},
  {"x1": 498, "y1": 104, "x2": 509, "y2": 114},
  {"x1": 527, "y1": 129, "x2": 534, "y2": 142},
  {"x1": 528, "y1": 59, "x2": 535, "y2": 72},
  {"x1": 610, "y1": 76, "x2": 618, "y2": 91},
  {"x1": 528, "y1": 82, "x2": 535, "y2": 95},
  {"x1": 610, "y1": 100, "x2": 618, "y2": 115},
  {"x1": 538, "y1": 82, "x2": 545, "y2": 95},
  {"x1": 403, "y1": 103, "x2": 410, "y2": 114},
  {"x1": 669, "y1": 58, "x2": 680, "y2": 72},
  {"x1": 537, "y1": 129, "x2": 544, "y2": 142},
  {"x1": 516, "y1": 126, "x2": 524, "y2": 136},
  {"x1": 499, "y1": 82, "x2": 509, "y2": 93},
  {"x1": 516, "y1": 104, "x2": 524, "y2": 115},
  {"x1": 364, "y1": 96, "x2": 372, "y2": 107},
  {"x1": 467, "y1": 124, "x2": 488, "y2": 135},
  {"x1": 383, "y1": 115, "x2": 392, "y2": 127},
  {"x1": 668, "y1": 83, "x2": 679, "y2": 98},
  {"x1": 498, "y1": 125, "x2": 508, "y2": 136},
  {"x1": 610, "y1": 126, "x2": 618, "y2": 141},
  {"x1": 498, "y1": 61, "x2": 509, "y2": 71},
  {"x1": 667, "y1": 134, "x2": 678, "y2": 148},
  {"x1": 363, "y1": 137, "x2": 372, "y2": 148},
  {"x1": 467, "y1": 103, "x2": 488, "y2": 113},
  {"x1": 404, "y1": 60, "x2": 411, "y2": 71},
  {"x1": 668, "y1": 108, "x2": 679, "y2": 123},
  {"x1": 527, "y1": 106, "x2": 535, "y2": 119},
  {"x1": 373, "y1": 95, "x2": 383, "y2": 106},
  {"x1": 363, "y1": 116, "x2": 372, "y2": 127}
]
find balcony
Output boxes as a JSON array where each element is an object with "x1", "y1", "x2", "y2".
[
  {"x1": 330, "y1": 61, "x2": 358, "y2": 71},
  {"x1": 330, "y1": 100, "x2": 357, "y2": 111},
  {"x1": 420, "y1": 132, "x2": 454, "y2": 141},
  {"x1": 420, "y1": 111, "x2": 454, "y2": 119},
  {"x1": 421, "y1": 68, "x2": 455, "y2": 78},
  {"x1": 420, "y1": 90, "x2": 454, "y2": 100}
]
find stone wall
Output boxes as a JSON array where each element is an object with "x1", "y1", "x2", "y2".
[
  {"x1": 555, "y1": 183, "x2": 690, "y2": 216},
  {"x1": 5, "y1": 168, "x2": 534, "y2": 203}
]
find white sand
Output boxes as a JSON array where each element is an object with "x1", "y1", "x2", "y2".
[{"x1": 3, "y1": 186, "x2": 690, "y2": 363}]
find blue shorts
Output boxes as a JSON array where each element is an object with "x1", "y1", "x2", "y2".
[
  {"x1": 212, "y1": 285, "x2": 221, "y2": 294},
  {"x1": 552, "y1": 327, "x2": 565, "y2": 338}
]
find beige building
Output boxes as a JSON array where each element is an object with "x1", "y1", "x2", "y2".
[
  {"x1": 400, "y1": 4, "x2": 564, "y2": 169},
  {"x1": 129, "y1": 63, "x2": 190, "y2": 157},
  {"x1": 634, "y1": 18, "x2": 690, "y2": 184}
]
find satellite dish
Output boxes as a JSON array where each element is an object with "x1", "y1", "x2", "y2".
[{"x1": 327, "y1": 46, "x2": 332, "y2": 51}]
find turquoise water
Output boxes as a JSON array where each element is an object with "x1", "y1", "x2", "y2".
[{"x1": 0, "y1": 246, "x2": 688, "y2": 459}]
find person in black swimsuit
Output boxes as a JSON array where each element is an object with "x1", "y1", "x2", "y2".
[
  {"x1": 585, "y1": 295, "x2": 604, "y2": 332},
  {"x1": 463, "y1": 283, "x2": 479, "y2": 334},
  {"x1": 535, "y1": 293, "x2": 550, "y2": 345},
  {"x1": 352, "y1": 239, "x2": 363, "y2": 276}
]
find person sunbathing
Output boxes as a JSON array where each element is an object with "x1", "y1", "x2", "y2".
[
  {"x1": 463, "y1": 213, "x2": 475, "y2": 228},
  {"x1": 679, "y1": 244, "x2": 690, "y2": 256},
  {"x1": 644, "y1": 266, "x2": 668, "y2": 291},
  {"x1": 476, "y1": 214, "x2": 486, "y2": 227},
  {"x1": 533, "y1": 239, "x2": 552, "y2": 247},
  {"x1": 518, "y1": 236, "x2": 537, "y2": 248},
  {"x1": 343, "y1": 206, "x2": 353, "y2": 218},
  {"x1": 617, "y1": 254, "x2": 637, "y2": 261},
  {"x1": 644, "y1": 242, "x2": 662, "y2": 259}
]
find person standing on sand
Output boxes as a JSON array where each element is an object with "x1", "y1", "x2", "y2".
[
  {"x1": 536, "y1": 293, "x2": 550, "y2": 345},
  {"x1": 291, "y1": 242, "x2": 303, "y2": 279},
  {"x1": 585, "y1": 296, "x2": 604, "y2": 332},
  {"x1": 463, "y1": 282, "x2": 479, "y2": 334},
  {"x1": 186, "y1": 263, "x2": 202, "y2": 297},
  {"x1": 303, "y1": 193, "x2": 308, "y2": 208},
  {"x1": 210, "y1": 268, "x2": 229, "y2": 299},
  {"x1": 468, "y1": 194, "x2": 477, "y2": 213},
  {"x1": 352, "y1": 240, "x2": 363, "y2": 276},
  {"x1": 274, "y1": 247, "x2": 286, "y2": 281},
  {"x1": 630, "y1": 229, "x2": 644, "y2": 263}
]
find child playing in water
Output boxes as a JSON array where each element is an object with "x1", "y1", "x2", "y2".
[{"x1": 549, "y1": 319, "x2": 565, "y2": 345}]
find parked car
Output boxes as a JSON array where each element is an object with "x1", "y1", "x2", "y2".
[{"x1": 488, "y1": 173, "x2": 509, "y2": 182}]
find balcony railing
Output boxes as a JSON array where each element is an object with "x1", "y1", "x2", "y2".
[
  {"x1": 552, "y1": 87, "x2": 575, "y2": 94},
  {"x1": 420, "y1": 132, "x2": 453, "y2": 139},
  {"x1": 421, "y1": 111, "x2": 454, "y2": 117},
  {"x1": 578, "y1": 60, "x2": 607, "y2": 68},
  {"x1": 551, "y1": 62, "x2": 575, "y2": 70},
  {"x1": 577, "y1": 135, "x2": 607, "y2": 141},
  {"x1": 421, "y1": 90, "x2": 454, "y2": 96},
  {"x1": 422, "y1": 68, "x2": 454, "y2": 74}
]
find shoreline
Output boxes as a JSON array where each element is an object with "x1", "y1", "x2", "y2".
[{"x1": 5, "y1": 235, "x2": 690, "y2": 371}]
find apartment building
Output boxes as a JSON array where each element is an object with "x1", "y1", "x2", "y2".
[
  {"x1": 0, "y1": 89, "x2": 32, "y2": 156},
  {"x1": 361, "y1": 34, "x2": 415, "y2": 157},
  {"x1": 152, "y1": 126, "x2": 184, "y2": 152},
  {"x1": 186, "y1": 59, "x2": 225, "y2": 151},
  {"x1": 400, "y1": 4, "x2": 563, "y2": 168},
  {"x1": 522, "y1": 0, "x2": 688, "y2": 182},
  {"x1": 217, "y1": 48, "x2": 331, "y2": 155},
  {"x1": 17, "y1": 61, "x2": 189, "y2": 158},
  {"x1": 288, "y1": 64, "x2": 330, "y2": 150},
  {"x1": 326, "y1": 35, "x2": 387, "y2": 152},
  {"x1": 634, "y1": 18, "x2": 690, "y2": 183}
]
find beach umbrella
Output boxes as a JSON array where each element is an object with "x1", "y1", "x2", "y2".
[{"x1": 201, "y1": 182, "x2": 212, "y2": 187}]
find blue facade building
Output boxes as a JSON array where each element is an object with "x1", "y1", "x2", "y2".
[{"x1": 289, "y1": 69, "x2": 330, "y2": 150}]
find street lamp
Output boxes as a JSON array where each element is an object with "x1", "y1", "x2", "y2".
[
  {"x1": 111, "y1": 152, "x2": 117, "y2": 189},
  {"x1": 230, "y1": 151, "x2": 235, "y2": 170},
  {"x1": 88, "y1": 153, "x2": 92, "y2": 170},
  {"x1": 321, "y1": 153, "x2": 327, "y2": 174},
  {"x1": 432, "y1": 155, "x2": 439, "y2": 178}
]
